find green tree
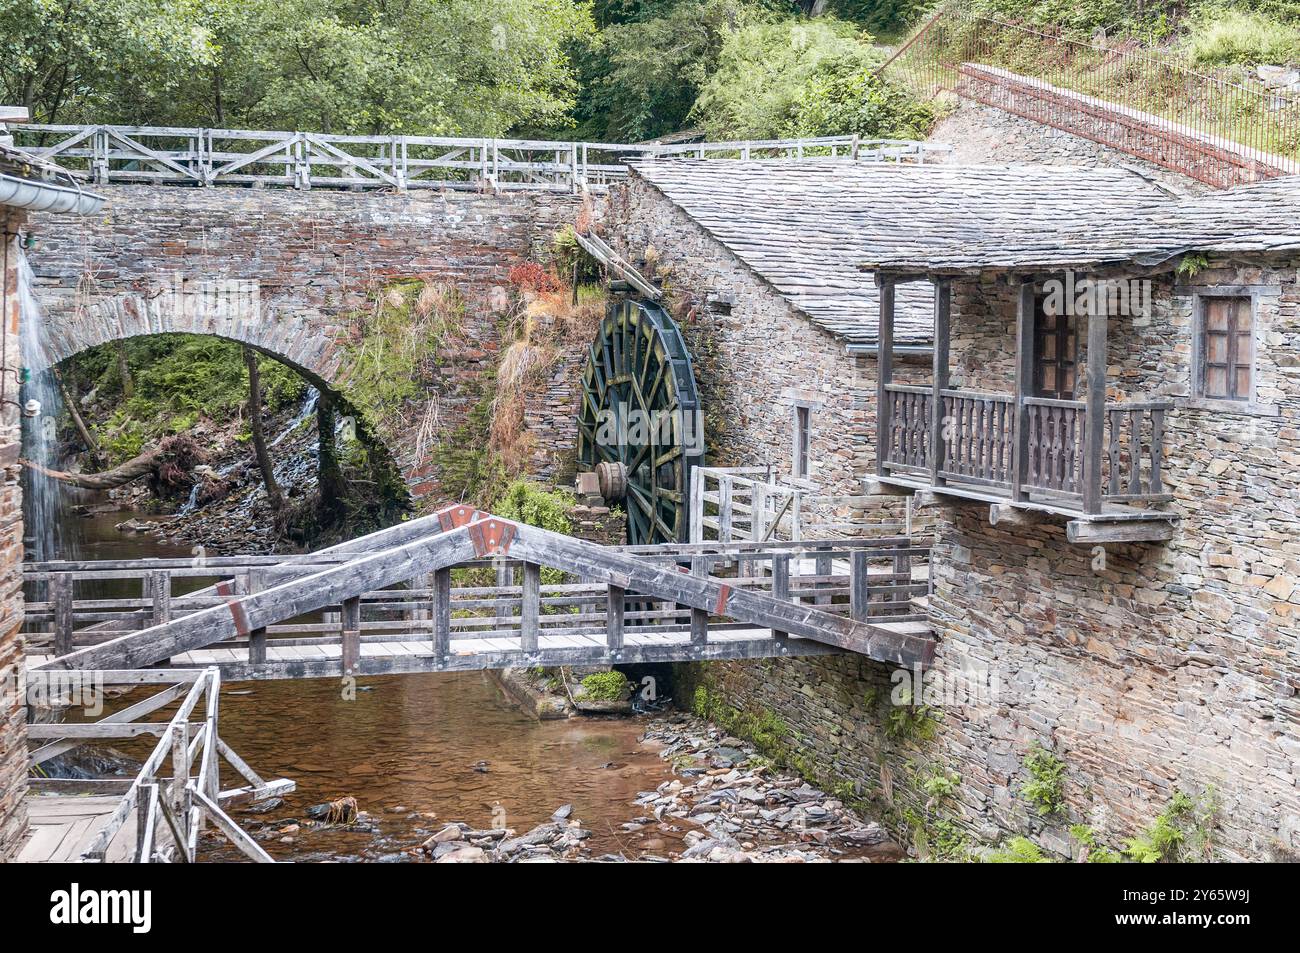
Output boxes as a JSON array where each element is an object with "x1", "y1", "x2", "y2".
[
  {"x1": 571, "y1": 0, "x2": 786, "y2": 141},
  {"x1": 0, "y1": 0, "x2": 219, "y2": 122},
  {"x1": 691, "y1": 16, "x2": 933, "y2": 140},
  {"x1": 2, "y1": 0, "x2": 596, "y2": 135}
]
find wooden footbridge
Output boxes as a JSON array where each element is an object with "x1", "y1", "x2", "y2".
[{"x1": 26, "y1": 506, "x2": 934, "y2": 680}]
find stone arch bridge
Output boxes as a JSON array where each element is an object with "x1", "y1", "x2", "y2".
[{"x1": 26, "y1": 184, "x2": 580, "y2": 501}]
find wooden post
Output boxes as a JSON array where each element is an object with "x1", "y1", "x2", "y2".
[
  {"x1": 815, "y1": 548, "x2": 832, "y2": 606},
  {"x1": 52, "y1": 573, "x2": 73, "y2": 657},
  {"x1": 1011, "y1": 281, "x2": 1035, "y2": 502},
  {"x1": 876, "y1": 278, "x2": 895, "y2": 476},
  {"x1": 929, "y1": 279, "x2": 951, "y2": 485},
  {"x1": 520, "y1": 562, "x2": 540, "y2": 653},
  {"x1": 850, "y1": 550, "x2": 870, "y2": 621},
  {"x1": 718, "y1": 478, "x2": 734, "y2": 544},
  {"x1": 690, "y1": 556, "x2": 709, "y2": 646},
  {"x1": 341, "y1": 595, "x2": 361, "y2": 676},
  {"x1": 689, "y1": 467, "x2": 705, "y2": 544},
  {"x1": 247, "y1": 570, "x2": 267, "y2": 665},
  {"x1": 1082, "y1": 307, "x2": 1108, "y2": 515},
  {"x1": 431, "y1": 567, "x2": 451, "y2": 662},
  {"x1": 771, "y1": 554, "x2": 790, "y2": 645},
  {"x1": 606, "y1": 584, "x2": 625, "y2": 652},
  {"x1": 149, "y1": 570, "x2": 171, "y2": 627}
]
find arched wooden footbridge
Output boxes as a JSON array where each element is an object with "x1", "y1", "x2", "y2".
[{"x1": 26, "y1": 505, "x2": 934, "y2": 680}]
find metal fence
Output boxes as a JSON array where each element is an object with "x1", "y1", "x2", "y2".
[
  {"x1": 879, "y1": 1, "x2": 1300, "y2": 186},
  {"x1": 9, "y1": 125, "x2": 944, "y2": 192}
]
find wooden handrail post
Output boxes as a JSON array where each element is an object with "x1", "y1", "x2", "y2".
[
  {"x1": 1011, "y1": 281, "x2": 1035, "y2": 502},
  {"x1": 149, "y1": 570, "x2": 171, "y2": 626},
  {"x1": 247, "y1": 569, "x2": 267, "y2": 666},
  {"x1": 850, "y1": 550, "x2": 870, "y2": 621},
  {"x1": 52, "y1": 573, "x2": 73, "y2": 656},
  {"x1": 1082, "y1": 308, "x2": 1108, "y2": 515},
  {"x1": 690, "y1": 556, "x2": 709, "y2": 645},
  {"x1": 930, "y1": 278, "x2": 951, "y2": 485},
  {"x1": 606, "y1": 584, "x2": 625, "y2": 652},
  {"x1": 431, "y1": 567, "x2": 451, "y2": 663},
  {"x1": 341, "y1": 595, "x2": 361, "y2": 677},
  {"x1": 520, "y1": 562, "x2": 540, "y2": 653},
  {"x1": 771, "y1": 553, "x2": 790, "y2": 645},
  {"x1": 876, "y1": 277, "x2": 895, "y2": 476}
]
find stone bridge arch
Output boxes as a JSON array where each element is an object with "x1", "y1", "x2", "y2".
[{"x1": 26, "y1": 184, "x2": 582, "y2": 503}]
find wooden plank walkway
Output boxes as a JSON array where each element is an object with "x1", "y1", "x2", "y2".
[
  {"x1": 162, "y1": 626, "x2": 868, "y2": 680},
  {"x1": 17, "y1": 795, "x2": 138, "y2": 863}
]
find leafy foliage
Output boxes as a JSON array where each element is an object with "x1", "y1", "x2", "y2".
[
  {"x1": 1020, "y1": 742, "x2": 1067, "y2": 817},
  {"x1": 494, "y1": 480, "x2": 576, "y2": 534},
  {"x1": 3, "y1": 0, "x2": 595, "y2": 133},
  {"x1": 67, "y1": 335, "x2": 305, "y2": 466},
  {"x1": 1124, "y1": 788, "x2": 1219, "y2": 862},
  {"x1": 1069, "y1": 824, "x2": 1121, "y2": 862},
  {"x1": 692, "y1": 17, "x2": 936, "y2": 140},
  {"x1": 987, "y1": 835, "x2": 1048, "y2": 862}
]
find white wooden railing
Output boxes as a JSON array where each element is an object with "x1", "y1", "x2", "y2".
[{"x1": 10, "y1": 125, "x2": 947, "y2": 192}]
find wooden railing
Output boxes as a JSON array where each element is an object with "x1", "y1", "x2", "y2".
[
  {"x1": 25, "y1": 508, "x2": 936, "y2": 674},
  {"x1": 879, "y1": 386, "x2": 1173, "y2": 512},
  {"x1": 23, "y1": 536, "x2": 929, "y2": 657},
  {"x1": 9, "y1": 125, "x2": 945, "y2": 193},
  {"x1": 26, "y1": 667, "x2": 292, "y2": 862}
]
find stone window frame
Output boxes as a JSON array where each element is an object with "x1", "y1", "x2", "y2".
[
  {"x1": 782, "y1": 389, "x2": 823, "y2": 485},
  {"x1": 1182, "y1": 284, "x2": 1280, "y2": 418}
]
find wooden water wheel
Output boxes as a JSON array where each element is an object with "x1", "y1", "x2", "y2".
[{"x1": 577, "y1": 299, "x2": 703, "y2": 545}]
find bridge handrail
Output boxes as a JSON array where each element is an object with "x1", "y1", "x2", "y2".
[
  {"x1": 26, "y1": 666, "x2": 291, "y2": 862},
  {"x1": 10, "y1": 124, "x2": 944, "y2": 193},
  {"x1": 30, "y1": 508, "x2": 934, "y2": 673}
]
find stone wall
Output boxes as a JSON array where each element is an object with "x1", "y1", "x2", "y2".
[
  {"x1": 930, "y1": 102, "x2": 1207, "y2": 196},
  {"x1": 0, "y1": 211, "x2": 28, "y2": 860},
  {"x1": 27, "y1": 185, "x2": 580, "y2": 506},
  {"x1": 954, "y1": 64, "x2": 1293, "y2": 189},
  {"x1": 604, "y1": 172, "x2": 1300, "y2": 861}
]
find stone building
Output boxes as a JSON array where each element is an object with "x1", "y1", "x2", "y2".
[
  {"x1": 0, "y1": 129, "x2": 103, "y2": 859},
  {"x1": 601, "y1": 158, "x2": 1300, "y2": 860}
]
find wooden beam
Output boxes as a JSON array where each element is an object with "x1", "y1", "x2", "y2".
[
  {"x1": 1011, "y1": 281, "x2": 1035, "y2": 503},
  {"x1": 431, "y1": 567, "x2": 451, "y2": 659},
  {"x1": 341, "y1": 595, "x2": 361, "y2": 676},
  {"x1": 876, "y1": 278, "x2": 895, "y2": 477},
  {"x1": 606, "y1": 584, "x2": 625, "y2": 651},
  {"x1": 52, "y1": 574, "x2": 73, "y2": 657},
  {"x1": 520, "y1": 562, "x2": 541, "y2": 652},
  {"x1": 690, "y1": 556, "x2": 709, "y2": 646},
  {"x1": 1081, "y1": 308, "x2": 1108, "y2": 515},
  {"x1": 1066, "y1": 518, "x2": 1175, "y2": 545},
  {"x1": 929, "y1": 279, "x2": 951, "y2": 485}
]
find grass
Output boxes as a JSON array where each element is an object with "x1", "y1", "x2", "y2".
[{"x1": 1183, "y1": 8, "x2": 1300, "y2": 66}]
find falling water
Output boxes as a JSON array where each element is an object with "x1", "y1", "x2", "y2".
[{"x1": 16, "y1": 255, "x2": 64, "y2": 562}]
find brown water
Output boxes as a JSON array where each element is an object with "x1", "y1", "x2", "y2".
[{"x1": 58, "y1": 508, "x2": 680, "y2": 862}]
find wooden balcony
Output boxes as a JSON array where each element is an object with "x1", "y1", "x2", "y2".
[{"x1": 874, "y1": 279, "x2": 1177, "y2": 544}]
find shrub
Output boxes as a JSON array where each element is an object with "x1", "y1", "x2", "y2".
[
  {"x1": 691, "y1": 17, "x2": 936, "y2": 141},
  {"x1": 1021, "y1": 743, "x2": 1067, "y2": 817},
  {"x1": 987, "y1": 835, "x2": 1049, "y2": 863},
  {"x1": 579, "y1": 670, "x2": 630, "y2": 701},
  {"x1": 1184, "y1": 8, "x2": 1300, "y2": 66}
]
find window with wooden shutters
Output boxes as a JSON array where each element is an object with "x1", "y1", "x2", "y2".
[{"x1": 1198, "y1": 296, "x2": 1254, "y2": 401}]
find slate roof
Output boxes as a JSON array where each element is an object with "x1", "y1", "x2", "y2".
[
  {"x1": 860, "y1": 169, "x2": 1300, "y2": 275},
  {"x1": 631, "y1": 158, "x2": 1171, "y2": 346}
]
